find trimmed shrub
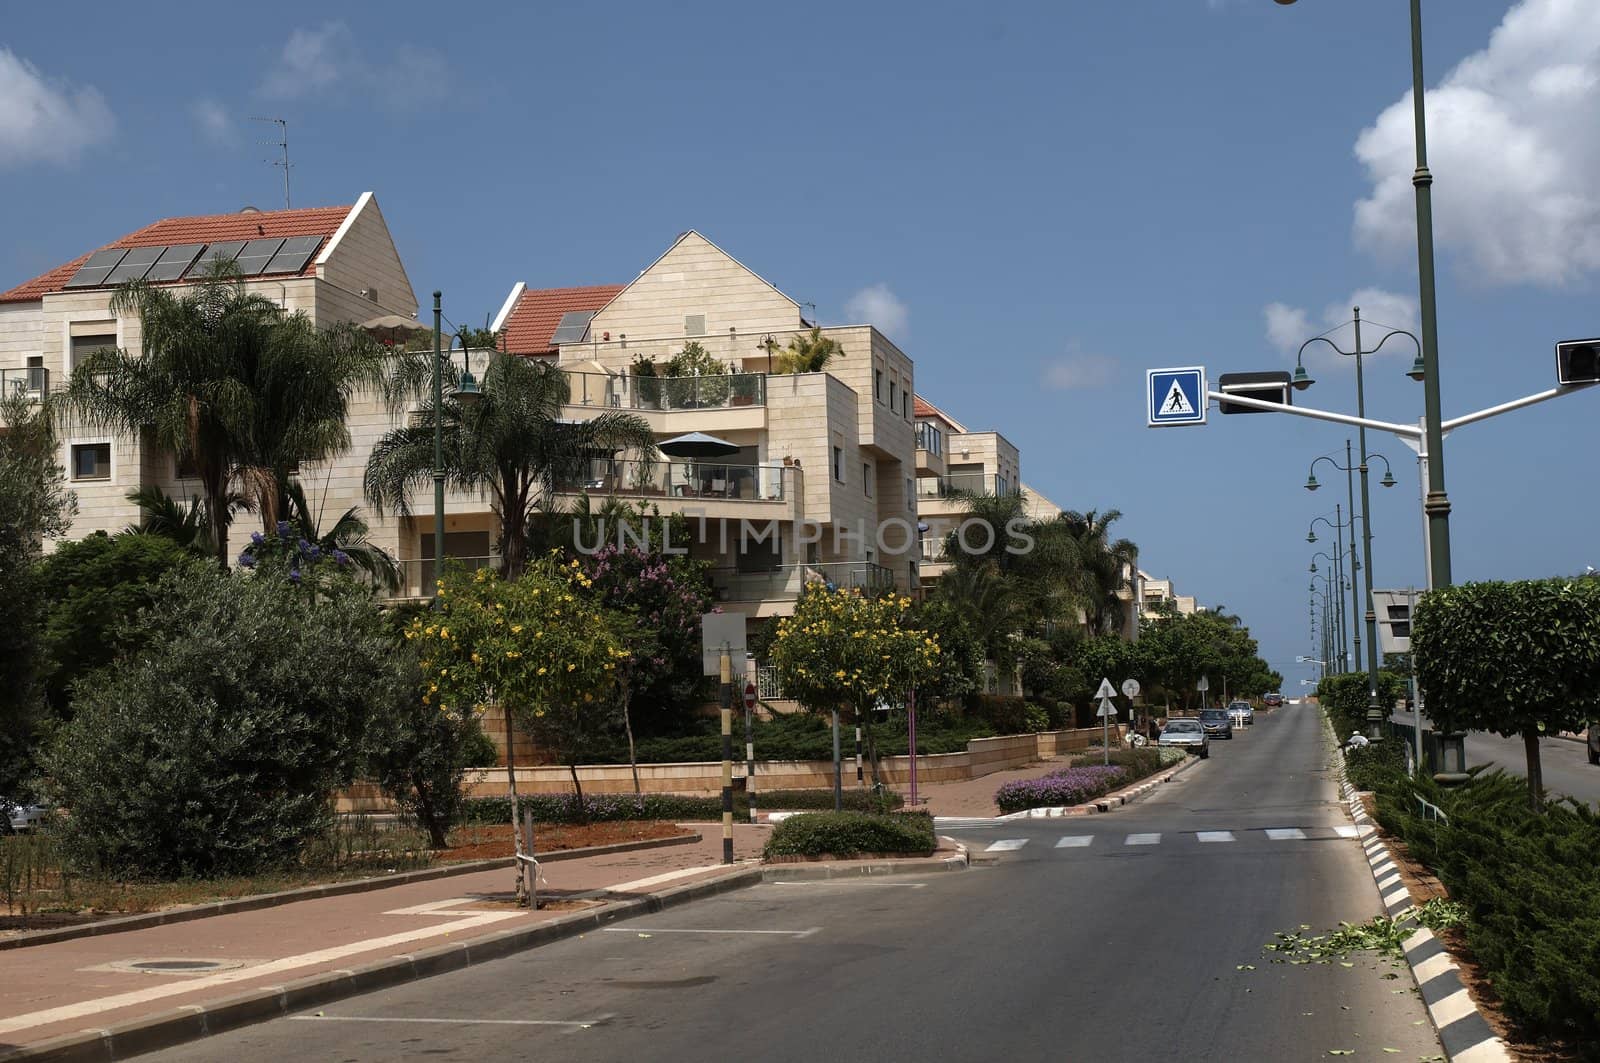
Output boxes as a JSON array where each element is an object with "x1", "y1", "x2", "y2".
[
  {"x1": 1317, "y1": 671, "x2": 1407, "y2": 740},
  {"x1": 762, "y1": 811, "x2": 935, "y2": 859},
  {"x1": 459, "y1": 787, "x2": 903, "y2": 825},
  {"x1": 1343, "y1": 738, "x2": 1405, "y2": 793}
]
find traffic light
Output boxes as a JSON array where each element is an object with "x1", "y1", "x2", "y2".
[
  {"x1": 1556, "y1": 338, "x2": 1600, "y2": 386},
  {"x1": 1217, "y1": 371, "x2": 1293, "y2": 414}
]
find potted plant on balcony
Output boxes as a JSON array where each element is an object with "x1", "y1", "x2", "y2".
[
  {"x1": 664, "y1": 342, "x2": 729, "y2": 408},
  {"x1": 729, "y1": 372, "x2": 761, "y2": 407},
  {"x1": 631, "y1": 355, "x2": 662, "y2": 409}
]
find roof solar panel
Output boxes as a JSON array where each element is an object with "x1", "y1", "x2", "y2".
[
  {"x1": 186, "y1": 241, "x2": 248, "y2": 277},
  {"x1": 104, "y1": 245, "x2": 165, "y2": 284},
  {"x1": 63, "y1": 248, "x2": 131, "y2": 288},
  {"x1": 233, "y1": 238, "x2": 286, "y2": 276},
  {"x1": 262, "y1": 235, "x2": 323, "y2": 275},
  {"x1": 143, "y1": 243, "x2": 207, "y2": 282},
  {"x1": 550, "y1": 311, "x2": 596, "y2": 345}
]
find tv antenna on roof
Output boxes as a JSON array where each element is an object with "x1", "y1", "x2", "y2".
[{"x1": 251, "y1": 117, "x2": 291, "y2": 209}]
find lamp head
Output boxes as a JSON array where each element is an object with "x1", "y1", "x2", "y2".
[
  {"x1": 1407, "y1": 353, "x2": 1427, "y2": 382},
  {"x1": 1291, "y1": 365, "x2": 1315, "y2": 391},
  {"x1": 452, "y1": 370, "x2": 482, "y2": 408},
  {"x1": 1304, "y1": 472, "x2": 1320, "y2": 491},
  {"x1": 1309, "y1": 561, "x2": 1318, "y2": 573},
  {"x1": 1306, "y1": 531, "x2": 1317, "y2": 544},
  {"x1": 1380, "y1": 468, "x2": 1397, "y2": 488}
]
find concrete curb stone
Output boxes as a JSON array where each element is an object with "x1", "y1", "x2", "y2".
[
  {"x1": 0, "y1": 863, "x2": 763, "y2": 1063},
  {"x1": 0, "y1": 832, "x2": 702, "y2": 953},
  {"x1": 1325, "y1": 716, "x2": 1511, "y2": 1063}
]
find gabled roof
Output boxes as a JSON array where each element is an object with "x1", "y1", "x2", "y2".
[
  {"x1": 499, "y1": 284, "x2": 625, "y2": 356},
  {"x1": 585, "y1": 230, "x2": 801, "y2": 324},
  {"x1": 0, "y1": 203, "x2": 355, "y2": 303},
  {"x1": 912, "y1": 393, "x2": 968, "y2": 434}
]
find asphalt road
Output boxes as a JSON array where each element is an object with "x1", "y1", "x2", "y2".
[
  {"x1": 150, "y1": 707, "x2": 1442, "y2": 1063},
  {"x1": 1390, "y1": 710, "x2": 1600, "y2": 807}
]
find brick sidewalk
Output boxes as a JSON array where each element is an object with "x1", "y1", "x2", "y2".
[
  {"x1": 910, "y1": 756, "x2": 1075, "y2": 818},
  {"x1": 0, "y1": 825, "x2": 770, "y2": 1055}
]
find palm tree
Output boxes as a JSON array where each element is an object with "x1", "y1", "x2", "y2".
[
  {"x1": 279, "y1": 479, "x2": 400, "y2": 591},
  {"x1": 773, "y1": 327, "x2": 844, "y2": 374},
  {"x1": 122, "y1": 485, "x2": 227, "y2": 556},
  {"x1": 60, "y1": 265, "x2": 399, "y2": 569},
  {"x1": 1060, "y1": 509, "x2": 1139, "y2": 636},
  {"x1": 932, "y1": 561, "x2": 1023, "y2": 667},
  {"x1": 364, "y1": 352, "x2": 656, "y2": 579}
]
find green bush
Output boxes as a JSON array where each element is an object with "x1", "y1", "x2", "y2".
[
  {"x1": 459, "y1": 787, "x2": 903, "y2": 825},
  {"x1": 1317, "y1": 671, "x2": 1407, "y2": 740},
  {"x1": 1343, "y1": 739, "x2": 1405, "y2": 793},
  {"x1": 44, "y1": 570, "x2": 406, "y2": 878},
  {"x1": 762, "y1": 811, "x2": 935, "y2": 859},
  {"x1": 1368, "y1": 766, "x2": 1600, "y2": 1051},
  {"x1": 1023, "y1": 702, "x2": 1050, "y2": 733},
  {"x1": 970, "y1": 694, "x2": 1028, "y2": 734}
]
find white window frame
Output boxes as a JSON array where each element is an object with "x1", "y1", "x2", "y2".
[
  {"x1": 863, "y1": 462, "x2": 874, "y2": 498},
  {"x1": 68, "y1": 437, "x2": 115, "y2": 483},
  {"x1": 62, "y1": 314, "x2": 122, "y2": 376}
]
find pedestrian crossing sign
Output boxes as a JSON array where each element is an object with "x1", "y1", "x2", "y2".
[{"x1": 1147, "y1": 366, "x2": 1207, "y2": 427}]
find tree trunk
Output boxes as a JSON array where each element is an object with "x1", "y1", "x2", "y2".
[
  {"x1": 1522, "y1": 728, "x2": 1544, "y2": 810},
  {"x1": 413, "y1": 772, "x2": 448, "y2": 849},
  {"x1": 503, "y1": 706, "x2": 527, "y2": 906},
  {"x1": 568, "y1": 760, "x2": 588, "y2": 824},
  {"x1": 862, "y1": 711, "x2": 883, "y2": 794},
  {"x1": 622, "y1": 687, "x2": 642, "y2": 812}
]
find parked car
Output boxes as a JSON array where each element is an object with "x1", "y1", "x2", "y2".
[
  {"x1": 1158, "y1": 718, "x2": 1210, "y2": 758},
  {"x1": 1588, "y1": 724, "x2": 1599, "y2": 766},
  {"x1": 5, "y1": 802, "x2": 50, "y2": 833},
  {"x1": 1227, "y1": 701, "x2": 1254, "y2": 726},
  {"x1": 1263, "y1": 692, "x2": 1284, "y2": 707},
  {"x1": 1198, "y1": 708, "x2": 1234, "y2": 739}
]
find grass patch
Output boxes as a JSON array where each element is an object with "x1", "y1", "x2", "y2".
[{"x1": 762, "y1": 811, "x2": 935, "y2": 860}]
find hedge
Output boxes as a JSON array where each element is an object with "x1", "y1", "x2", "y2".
[
  {"x1": 459, "y1": 788, "x2": 903, "y2": 825},
  {"x1": 1317, "y1": 671, "x2": 1408, "y2": 740},
  {"x1": 762, "y1": 811, "x2": 935, "y2": 859},
  {"x1": 1360, "y1": 754, "x2": 1600, "y2": 1052}
]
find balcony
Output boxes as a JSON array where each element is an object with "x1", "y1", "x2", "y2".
[
  {"x1": 711, "y1": 561, "x2": 896, "y2": 605},
  {"x1": 914, "y1": 421, "x2": 946, "y2": 478},
  {"x1": 562, "y1": 369, "x2": 766, "y2": 412},
  {"x1": 915, "y1": 472, "x2": 1017, "y2": 499},
  {"x1": 1, "y1": 367, "x2": 51, "y2": 401},
  {"x1": 554, "y1": 458, "x2": 792, "y2": 503}
]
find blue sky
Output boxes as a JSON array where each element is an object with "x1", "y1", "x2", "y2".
[{"x1": 5, "y1": 0, "x2": 1598, "y2": 685}]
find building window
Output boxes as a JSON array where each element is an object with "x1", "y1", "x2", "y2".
[
  {"x1": 833, "y1": 446, "x2": 844, "y2": 483},
  {"x1": 863, "y1": 463, "x2": 874, "y2": 497},
  {"x1": 70, "y1": 333, "x2": 116, "y2": 372},
  {"x1": 71, "y1": 442, "x2": 112, "y2": 481},
  {"x1": 906, "y1": 477, "x2": 914, "y2": 511},
  {"x1": 874, "y1": 368, "x2": 884, "y2": 404},
  {"x1": 890, "y1": 379, "x2": 898, "y2": 412},
  {"x1": 901, "y1": 391, "x2": 909, "y2": 419}
]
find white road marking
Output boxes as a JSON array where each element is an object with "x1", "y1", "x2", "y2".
[
  {"x1": 600, "y1": 926, "x2": 821, "y2": 937},
  {"x1": 291, "y1": 1015, "x2": 604, "y2": 1028},
  {"x1": 1265, "y1": 828, "x2": 1307, "y2": 841},
  {"x1": 605, "y1": 864, "x2": 752, "y2": 894},
  {"x1": 984, "y1": 838, "x2": 1029, "y2": 852},
  {"x1": 1125, "y1": 833, "x2": 1161, "y2": 846},
  {"x1": 1054, "y1": 836, "x2": 1094, "y2": 848},
  {"x1": 1334, "y1": 824, "x2": 1361, "y2": 838},
  {"x1": 1196, "y1": 831, "x2": 1235, "y2": 843},
  {"x1": 769, "y1": 881, "x2": 926, "y2": 888}
]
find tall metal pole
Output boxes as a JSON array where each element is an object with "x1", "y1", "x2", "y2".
[
  {"x1": 1352, "y1": 311, "x2": 1383, "y2": 733},
  {"x1": 1332, "y1": 503, "x2": 1349, "y2": 673},
  {"x1": 1341, "y1": 465, "x2": 1360, "y2": 683},
  {"x1": 432, "y1": 292, "x2": 445, "y2": 594},
  {"x1": 1410, "y1": 0, "x2": 1452, "y2": 590}
]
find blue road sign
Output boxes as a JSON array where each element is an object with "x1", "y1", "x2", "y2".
[{"x1": 1147, "y1": 366, "x2": 1207, "y2": 427}]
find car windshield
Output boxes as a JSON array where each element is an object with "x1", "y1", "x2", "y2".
[
  {"x1": 1229, "y1": 702, "x2": 1250, "y2": 710},
  {"x1": 1200, "y1": 710, "x2": 1226, "y2": 721},
  {"x1": 1166, "y1": 720, "x2": 1202, "y2": 733}
]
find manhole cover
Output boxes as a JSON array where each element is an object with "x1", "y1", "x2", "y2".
[
  {"x1": 92, "y1": 957, "x2": 251, "y2": 976},
  {"x1": 131, "y1": 960, "x2": 224, "y2": 971}
]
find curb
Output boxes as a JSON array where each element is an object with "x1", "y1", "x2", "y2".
[
  {"x1": 760, "y1": 845, "x2": 968, "y2": 880},
  {"x1": 936, "y1": 752, "x2": 1204, "y2": 826},
  {"x1": 1327, "y1": 719, "x2": 1512, "y2": 1063},
  {"x1": 0, "y1": 832, "x2": 703, "y2": 953},
  {"x1": 0, "y1": 864, "x2": 764, "y2": 1063}
]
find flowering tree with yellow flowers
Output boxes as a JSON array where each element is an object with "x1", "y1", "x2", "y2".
[
  {"x1": 769, "y1": 584, "x2": 941, "y2": 788},
  {"x1": 408, "y1": 555, "x2": 629, "y2": 838}
]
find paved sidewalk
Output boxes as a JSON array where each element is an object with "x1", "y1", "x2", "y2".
[
  {"x1": 0, "y1": 825, "x2": 770, "y2": 1057},
  {"x1": 909, "y1": 757, "x2": 1074, "y2": 818}
]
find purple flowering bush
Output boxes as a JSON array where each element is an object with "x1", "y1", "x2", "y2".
[{"x1": 994, "y1": 764, "x2": 1129, "y2": 813}]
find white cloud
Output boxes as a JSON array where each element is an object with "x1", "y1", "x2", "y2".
[
  {"x1": 191, "y1": 98, "x2": 233, "y2": 143},
  {"x1": 1263, "y1": 288, "x2": 1419, "y2": 367},
  {"x1": 1353, "y1": 0, "x2": 1600, "y2": 287},
  {"x1": 1041, "y1": 350, "x2": 1117, "y2": 391},
  {"x1": 0, "y1": 48, "x2": 113, "y2": 168},
  {"x1": 844, "y1": 284, "x2": 909, "y2": 339},
  {"x1": 259, "y1": 23, "x2": 449, "y2": 112}
]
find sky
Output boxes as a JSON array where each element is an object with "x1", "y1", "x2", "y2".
[{"x1": 5, "y1": 0, "x2": 1598, "y2": 686}]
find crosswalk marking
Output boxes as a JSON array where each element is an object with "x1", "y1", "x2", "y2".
[
  {"x1": 1054, "y1": 835, "x2": 1094, "y2": 848},
  {"x1": 1196, "y1": 831, "x2": 1235, "y2": 843},
  {"x1": 984, "y1": 838, "x2": 1029, "y2": 852},
  {"x1": 1334, "y1": 825, "x2": 1361, "y2": 838},
  {"x1": 1125, "y1": 833, "x2": 1161, "y2": 846},
  {"x1": 1266, "y1": 828, "x2": 1307, "y2": 841}
]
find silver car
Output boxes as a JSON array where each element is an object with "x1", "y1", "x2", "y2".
[
  {"x1": 5, "y1": 803, "x2": 50, "y2": 833},
  {"x1": 1158, "y1": 718, "x2": 1210, "y2": 759}
]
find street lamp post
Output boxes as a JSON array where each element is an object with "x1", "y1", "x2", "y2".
[
  {"x1": 429, "y1": 291, "x2": 483, "y2": 597},
  {"x1": 1306, "y1": 508, "x2": 1357, "y2": 674},
  {"x1": 1277, "y1": 0, "x2": 1451, "y2": 591},
  {"x1": 1309, "y1": 550, "x2": 1345, "y2": 671}
]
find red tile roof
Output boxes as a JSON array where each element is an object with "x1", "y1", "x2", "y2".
[
  {"x1": 501, "y1": 284, "x2": 624, "y2": 356},
  {"x1": 0, "y1": 204, "x2": 354, "y2": 303},
  {"x1": 913, "y1": 396, "x2": 936, "y2": 419}
]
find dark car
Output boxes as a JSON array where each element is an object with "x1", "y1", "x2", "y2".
[
  {"x1": 1588, "y1": 724, "x2": 1598, "y2": 766},
  {"x1": 1198, "y1": 708, "x2": 1234, "y2": 739},
  {"x1": 1263, "y1": 692, "x2": 1284, "y2": 707}
]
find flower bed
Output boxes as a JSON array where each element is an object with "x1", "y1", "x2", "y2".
[{"x1": 994, "y1": 765, "x2": 1127, "y2": 813}]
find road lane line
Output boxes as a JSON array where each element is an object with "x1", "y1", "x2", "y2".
[
  {"x1": 984, "y1": 839, "x2": 1029, "y2": 852},
  {"x1": 1265, "y1": 828, "x2": 1306, "y2": 840},
  {"x1": 1195, "y1": 831, "x2": 1235, "y2": 843},
  {"x1": 1054, "y1": 836, "x2": 1094, "y2": 848},
  {"x1": 1334, "y1": 824, "x2": 1361, "y2": 838},
  {"x1": 1124, "y1": 833, "x2": 1161, "y2": 846}
]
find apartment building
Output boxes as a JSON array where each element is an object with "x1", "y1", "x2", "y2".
[
  {"x1": 910, "y1": 394, "x2": 1021, "y2": 583},
  {"x1": 0, "y1": 194, "x2": 419, "y2": 557},
  {"x1": 488, "y1": 230, "x2": 921, "y2": 621},
  {"x1": 1139, "y1": 570, "x2": 1199, "y2": 618}
]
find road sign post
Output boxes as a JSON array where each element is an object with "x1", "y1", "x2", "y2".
[
  {"x1": 1147, "y1": 367, "x2": 1207, "y2": 427},
  {"x1": 1196, "y1": 674, "x2": 1210, "y2": 712},
  {"x1": 1095, "y1": 677, "x2": 1117, "y2": 764},
  {"x1": 743, "y1": 681, "x2": 758, "y2": 824},
  {"x1": 1121, "y1": 678, "x2": 1142, "y2": 738}
]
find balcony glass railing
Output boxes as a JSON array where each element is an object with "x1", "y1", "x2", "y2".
[
  {"x1": 915, "y1": 472, "x2": 1018, "y2": 498},
  {"x1": 1, "y1": 367, "x2": 51, "y2": 400},
  {"x1": 555, "y1": 458, "x2": 791, "y2": 502},
  {"x1": 914, "y1": 421, "x2": 944, "y2": 456},
  {"x1": 561, "y1": 369, "x2": 766, "y2": 412},
  {"x1": 918, "y1": 538, "x2": 946, "y2": 562},
  {"x1": 711, "y1": 561, "x2": 897, "y2": 602}
]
